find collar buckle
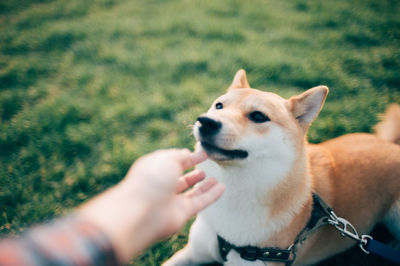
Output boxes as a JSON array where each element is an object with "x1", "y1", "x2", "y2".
[{"x1": 239, "y1": 246, "x2": 258, "y2": 261}]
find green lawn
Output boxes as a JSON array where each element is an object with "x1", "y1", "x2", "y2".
[{"x1": 0, "y1": 0, "x2": 399, "y2": 265}]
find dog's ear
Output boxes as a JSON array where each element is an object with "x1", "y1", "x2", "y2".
[
  {"x1": 229, "y1": 69, "x2": 250, "y2": 90},
  {"x1": 289, "y1": 86, "x2": 329, "y2": 126}
]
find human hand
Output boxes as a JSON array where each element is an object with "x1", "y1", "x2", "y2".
[
  {"x1": 79, "y1": 149, "x2": 224, "y2": 264},
  {"x1": 123, "y1": 149, "x2": 225, "y2": 239}
]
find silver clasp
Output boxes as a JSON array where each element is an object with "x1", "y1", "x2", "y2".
[
  {"x1": 327, "y1": 211, "x2": 361, "y2": 242},
  {"x1": 327, "y1": 210, "x2": 374, "y2": 255},
  {"x1": 333, "y1": 217, "x2": 361, "y2": 241}
]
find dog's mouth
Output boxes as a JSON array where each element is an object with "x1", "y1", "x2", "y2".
[{"x1": 201, "y1": 141, "x2": 248, "y2": 160}]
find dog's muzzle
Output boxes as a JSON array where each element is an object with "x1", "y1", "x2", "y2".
[{"x1": 196, "y1": 116, "x2": 248, "y2": 160}]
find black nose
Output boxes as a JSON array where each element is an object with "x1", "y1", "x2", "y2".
[{"x1": 197, "y1": 117, "x2": 222, "y2": 136}]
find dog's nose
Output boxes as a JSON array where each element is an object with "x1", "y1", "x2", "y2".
[{"x1": 197, "y1": 117, "x2": 222, "y2": 136}]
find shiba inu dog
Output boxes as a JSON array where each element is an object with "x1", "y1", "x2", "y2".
[{"x1": 164, "y1": 70, "x2": 400, "y2": 265}]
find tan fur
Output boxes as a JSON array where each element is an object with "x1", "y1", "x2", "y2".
[
  {"x1": 375, "y1": 104, "x2": 400, "y2": 145},
  {"x1": 223, "y1": 71, "x2": 400, "y2": 264},
  {"x1": 229, "y1": 69, "x2": 251, "y2": 89},
  {"x1": 164, "y1": 70, "x2": 400, "y2": 266},
  {"x1": 296, "y1": 134, "x2": 400, "y2": 264}
]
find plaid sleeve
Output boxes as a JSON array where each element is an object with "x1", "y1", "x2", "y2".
[{"x1": 0, "y1": 216, "x2": 119, "y2": 266}]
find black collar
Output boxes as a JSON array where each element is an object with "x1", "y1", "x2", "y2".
[{"x1": 217, "y1": 193, "x2": 333, "y2": 265}]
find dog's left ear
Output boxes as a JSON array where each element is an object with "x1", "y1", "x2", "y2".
[
  {"x1": 289, "y1": 86, "x2": 329, "y2": 126},
  {"x1": 229, "y1": 69, "x2": 250, "y2": 90}
]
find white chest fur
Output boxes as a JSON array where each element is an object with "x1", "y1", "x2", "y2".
[{"x1": 197, "y1": 151, "x2": 299, "y2": 246}]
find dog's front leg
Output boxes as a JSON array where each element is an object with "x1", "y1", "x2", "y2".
[{"x1": 163, "y1": 216, "x2": 222, "y2": 266}]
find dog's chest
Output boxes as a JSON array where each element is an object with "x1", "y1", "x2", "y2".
[
  {"x1": 197, "y1": 162, "x2": 286, "y2": 246},
  {"x1": 200, "y1": 190, "x2": 272, "y2": 246}
]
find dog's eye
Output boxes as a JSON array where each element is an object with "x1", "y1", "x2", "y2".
[
  {"x1": 249, "y1": 111, "x2": 270, "y2": 123},
  {"x1": 215, "y1": 102, "x2": 223, "y2": 110}
]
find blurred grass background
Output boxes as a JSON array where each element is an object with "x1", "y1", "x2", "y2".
[{"x1": 0, "y1": 0, "x2": 399, "y2": 265}]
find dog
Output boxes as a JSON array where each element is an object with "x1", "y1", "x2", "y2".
[{"x1": 163, "y1": 70, "x2": 400, "y2": 265}]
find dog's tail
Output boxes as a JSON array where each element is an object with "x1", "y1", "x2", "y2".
[{"x1": 375, "y1": 104, "x2": 400, "y2": 145}]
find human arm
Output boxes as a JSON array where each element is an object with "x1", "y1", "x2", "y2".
[
  {"x1": 77, "y1": 149, "x2": 225, "y2": 263},
  {"x1": 0, "y1": 149, "x2": 224, "y2": 265}
]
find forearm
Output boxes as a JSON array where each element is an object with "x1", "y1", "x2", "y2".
[
  {"x1": 77, "y1": 183, "x2": 160, "y2": 264},
  {"x1": 0, "y1": 184, "x2": 168, "y2": 266},
  {"x1": 0, "y1": 216, "x2": 118, "y2": 266}
]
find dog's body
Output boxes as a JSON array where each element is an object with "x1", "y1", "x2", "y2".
[{"x1": 164, "y1": 70, "x2": 400, "y2": 265}]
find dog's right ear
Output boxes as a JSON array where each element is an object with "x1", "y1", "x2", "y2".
[
  {"x1": 289, "y1": 86, "x2": 329, "y2": 127},
  {"x1": 229, "y1": 69, "x2": 250, "y2": 90}
]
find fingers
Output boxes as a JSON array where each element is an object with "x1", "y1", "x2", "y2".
[
  {"x1": 184, "y1": 177, "x2": 217, "y2": 198},
  {"x1": 178, "y1": 150, "x2": 208, "y2": 170},
  {"x1": 128, "y1": 149, "x2": 207, "y2": 177},
  {"x1": 142, "y1": 148, "x2": 207, "y2": 173},
  {"x1": 176, "y1": 169, "x2": 206, "y2": 193},
  {"x1": 184, "y1": 178, "x2": 225, "y2": 217}
]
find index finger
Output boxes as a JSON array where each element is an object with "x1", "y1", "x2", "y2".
[
  {"x1": 186, "y1": 151, "x2": 208, "y2": 169},
  {"x1": 178, "y1": 150, "x2": 208, "y2": 170}
]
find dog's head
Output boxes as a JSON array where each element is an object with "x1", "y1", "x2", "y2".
[{"x1": 193, "y1": 69, "x2": 328, "y2": 163}]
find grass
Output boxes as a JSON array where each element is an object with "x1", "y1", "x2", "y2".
[{"x1": 0, "y1": 0, "x2": 399, "y2": 265}]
